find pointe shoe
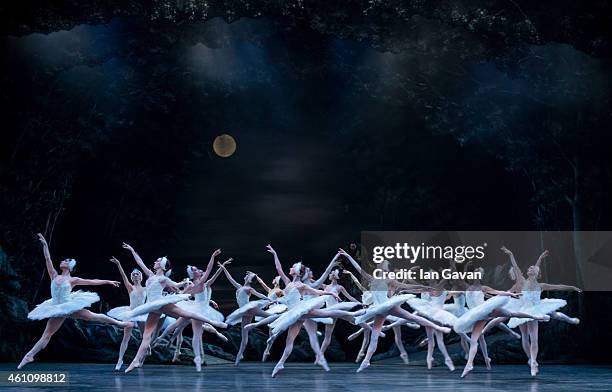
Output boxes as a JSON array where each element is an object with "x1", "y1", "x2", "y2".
[
  {"x1": 234, "y1": 354, "x2": 244, "y2": 366},
  {"x1": 510, "y1": 330, "x2": 521, "y2": 339},
  {"x1": 445, "y1": 358, "x2": 455, "y2": 371},
  {"x1": 571, "y1": 317, "x2": 580, "y2": 325},
  {"x1": 114, "y1": 360, "x2": 123, "y2": 371},
  {"x1": 356, "y1": 360, "x2": 370, "y2": 373},
  {"x1": 530, "y1": 361, "x2": 538, "y2": 376},
  {"x1": 194, "y1": 356, "x2": 202, "y2": 372},
  {"x1": 124, "y1": 361, "x2": 140, "y2": 373},
  {"x1": 400, "y1": 353, "x2": 409, "y2": 364},
  {"x1": 271, "y1": 363, "x2": 284, "y2": 378},
  {"x1": 379, "y1": 331, "x2": 386, "y2": 338},
  {"x1": 426, "y1": 356, "x2": 433, "y2": 370},
  {"x1": 262, "y1": 347, "x2": 271, "y2": 362},
  {"x1": 461, "y1": 364, "x2": 473, "y2": 378},
  {"x1": 417, "y1": 338, "x2": 429, "y2": 348},
  {"x1": 484, "y1": 356, "x2": 492, "y2": 370},
  {"x1": 17, "y1": 356, "x2": 34, "y2": 370},
  {"x1": 316, "y1": 357, "x2": 330, "y2": 371}
]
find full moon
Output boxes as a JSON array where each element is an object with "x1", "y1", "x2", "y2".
[{"x1": 212, "y1": 134, "x2": 237, "y2": 158}]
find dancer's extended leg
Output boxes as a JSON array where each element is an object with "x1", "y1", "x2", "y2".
[
  {"x1": 236, "y1": 314, "x2": 254, "y2": 365},
  {"x1": 272, "y1": 321, "x2": 304, "y2": 377},
  {"x1": 461, "y1": 319, "x2": 486, "y2": 378},
  {"x1": 18, "y1": 317, "x2": 65, "y2": 369},
  {"x1": 125, "y1": 313, "x2": 161, "y2": 372},
  {"x1": 115, "y1": 323, "x2": 134, "y2": 370},
  {"x1": 357, "y1": 316, "x2": 385, "y2": 372}
]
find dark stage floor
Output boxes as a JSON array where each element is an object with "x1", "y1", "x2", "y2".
[{"x1": 1, "y1": 362, "x2": 611, "y2": 392}]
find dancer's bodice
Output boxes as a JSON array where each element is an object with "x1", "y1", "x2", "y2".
[
  {"x1": 429, "y1": 291, "x2": 447, "y2": 307},
  {"x1": 453, "y1": 292, "x2": 466, "y2": 307},
  {"x1": 195, "y1": 286, "x2": 212, "y2": 304},
  {"x1": 236, "y1": 288, "x2": 250, "y2": 307},
  {"x1": 466, "y1": 290, "x2": 485, "y2": 308},
  {"x1": 324, "y1": 284, "x2": 340, "y2": 306},
  {"x1": 50, "y1": 279, "x2": 72, "y2": 304},
  {"x1": 520, "y1": 288, "x2": 542, "y2": 306},
  {"x1": 129, "y1": 287, "x2": 146, "y2": 309},
  {"x1": 284, "y1": 287, "x2": 301, "y2": 306},
  {"x1": 145, "y1": 275, "x2": 165, "y2": 301},
  {"x1": 370, "y1": 279, "x2": 389, "y2": 304}
]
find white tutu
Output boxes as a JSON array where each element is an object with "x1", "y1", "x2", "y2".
[
  {"x1": 177, "y1": 300, "x2": 225, "y2": 323},
  {"x1": 107, "y1": 306, "x2": 148, "y2": 323},
  {"x1": 28, "y1": 291, "x2": 100, "y2": 320},
  {"x1": 443, "y1": 302, "x2": 467, "y2": 317},
  {"x1": 453, "y1": 295, "x2": 509, "y2": 334},
  {"x1": 270, "y1": 296, "x2": 329, "y2": 335},
  {"x1": 117, "y1": 294, "x2": 190, "y2": 320},
  {"x1": 354, "y1": 294, "x2": 415, "y2": 324},
  {"x1": 255, "y1": 303, "x2": 288, "y2": 322},
  {"x1": 407, "y1": 297, "x2": 458, "y2": 327},
  {"x1": 507, "y1": 298, "x2": 566, "y2": 328},
  {"x1": 225, "y1": 299, "x2": 271, "y2": 325}
]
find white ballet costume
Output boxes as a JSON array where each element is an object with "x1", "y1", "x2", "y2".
[
  {"x1": 117, "y1": 275, "x2": 190, "y2": 320},
  {"x1": 507, "y1": 288, "x2": 565, "y2": 328},
  {"x1": 323, "y1": 285, "x2": 361, "y2": 312},
  {"x1": 28, "y1": 279, "x2": 100, "y2": 320},
  {"x1": 178, "y1": 286, "x2": 225, "y2": 323},
  {"x1": 453, "y1": 291, "x2": 509, "y2": 334},
  {"x1": 302, "y1": 292, "x2": 333, "y2": 325},
  {"x1": 225, "y1": 288, "x2": 270, "y2": 325},
  {"x1": 255, "y1": 290, "x2": 288, "y2": 322},
  {"x1": 269, "y1": 288, "x2": 330, "y2": 335},
  {"x1": 354, "y1": 280, "x2": 415, "y2": 325},
  {"x1": 407, "y1": 291, "x2": 457, "y2": 327},
  {"x1": 107, "y1": 288, "x2": 148, "y2": 322},
  {"x1": 443, "y1": 292, "x2": 468, "y2": 317}
]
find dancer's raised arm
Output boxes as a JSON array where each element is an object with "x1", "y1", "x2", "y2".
[
  {"x1": 338, "y1": 248, "x2": 373, "y2": 281},
  {"x1": 266, "y1": 245, "x2": 290, "y2": 284},
  {"x1": 255, "y1": 275, "x2": 273, "y2": 293},
  {"x1": 535, "y1": 249, "x2": 549, "y2": 269},
  {"x1": 245, "y1": 279, "x2": 270, "y2": 300},
  {"x1": 205, "y1": 258, "x2": 232, "y2": 286},
  {"x1": 37, "y1": 233, "x2": 57, "y2": 280},
  {"x1": 310, "y1": 253, "x2": 341, "y2": 287},
  {"x1": 338, "y1": 285, "x2": 361, "y2": 302},
  {"x1": 540, "y1": 283, "x2": 581, "y2": 292},
  {"x1": 394, "y1": 280, "x2": 432, "y2": 293},
  {"x1": 72, "y1": 277, "x2": 120, "y2": 287},
  {"x1": 342, "y1": 270, "x2": 368, "y2": 292},
  {"x1": 110, "y1": 256, "x2": 132, "y2": 293},
  {"x1": 501, "y1": 246, "x2": 525, "y2": 282},
  {"x1": 218, "y1": 262, "x2": 241, "y2": 289},
  {"x1": 122, "y1": 242, "x2": 153, "y2": 277},
  {"x1": 201, "y1": 248, "x2": 222, "y2": 282}
]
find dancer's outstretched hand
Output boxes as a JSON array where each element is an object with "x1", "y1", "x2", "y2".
[
  {"x1": 266, "y1": 244, "x2": 276, "y2": 255},
  {"x1": 500, "y1": 246, "x2": 512, "y2": 255},
  {"x1": 37, "y1": 233, "x2": 47, "y2": 245},
  {"x1": 337, "y1": 248, "x2": 349, "y2": 257},
  {"x1": 107, "y1": 280, "x2": 121, "y2": 287},
  {"x1": 110, "y1": 256, "x2": 120, "y2": 265},
  {"x1": 212, "y1": 249, "x2": 222, "y2": 257},
  {"x1": 122, "y1": 242, "x2": 134, "y2": 251}
]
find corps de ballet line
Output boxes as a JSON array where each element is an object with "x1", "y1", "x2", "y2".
[{"x1": 17, "y1": 234, "x2": 581, "y2": 378}]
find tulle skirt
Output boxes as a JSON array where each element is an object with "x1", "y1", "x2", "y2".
[
  {"x1": 443, "y1": 302, "x2": 468, "y2": 317},
  {"x1": 177, "y1": 300, "x2": 225, "y2": 323},
  {"x1": 270, "y1": 296, "x2": 329, "y2": 335},
  {"x1": 255, "y1": 303, "x2": 288, "y2": 322},
  {"x1": 407, "y1": 297, "x2": 458, "y2": 327},
  {"x1": 116, "y1": 294, "x2": 191, "y2": 320},
  {"x1": 225, "y1": 300, "x2": 271, "y2": 325},
  {"x1": 354, "y1": 294, "x2": 415, "y2": 324},
  {"x1": 453, "y1": 296, "x2": 509, "y2": 334},
  {"x1": 107, "y1": 306, "x2": 148, "y2": 323},
  {"x1": 28, "y1": 291, "x2": 100, "y2": 320},
  {"x1": 507, "y1": 298, "x2": 566, "y2": 328}
]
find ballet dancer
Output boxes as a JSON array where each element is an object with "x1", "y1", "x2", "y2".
[
  {"x1": 218, "y1": 262, "x2": 275, "y2": 366},
  {"x1": 108, "y1": 256, "x2": 148, "y2": 370},
  {"x1": 260, "y1": 246, "x2": 349, "y2": 377},
  {"x1": 319, "y1": 268, "x2": 362, "y2": 356},
  {"x1": 118, "y1": 242, "x2": 227, "y2": 372},
  {"x1": 18, "y1": 234, "x2": 132, "y2": 369},
  {"x1": 339, "y1": 249, "x2": 450, "y2": 373},
  {"x1": 152, "y1": 260, "x2": 230, "y2": 370},
  {"x1": 453, "y1": 265, "x2": 549, "y2": 378},
  {"x1": 484, "y1": 247, "x2": 580, "y2": 376}
]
